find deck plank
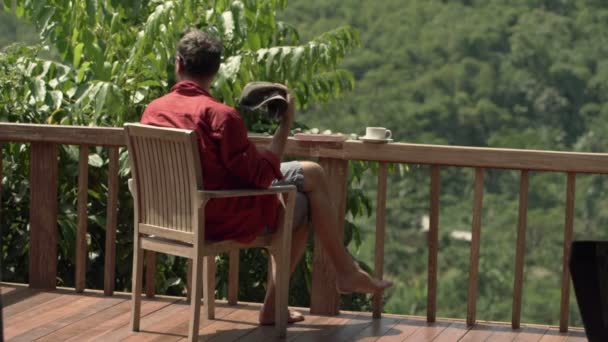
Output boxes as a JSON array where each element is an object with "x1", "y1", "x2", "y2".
[
  {"x1": 348, "y1": 315, "x2": 401, "y2": 342},
  {"x1": 457, "y1": 323, "x2": 497, "y2": 341},
  {"x1": 9, "y1": 295, "x2": 124, "y2": 342},
  {"x1": 540, "y1": 327, "x2": 587, "y2": 342},
  {"x1": 4, "y1": 293, "x2": 106, "y2": 339},
  {"x1": 237, "y1": 309, "x2": 327, "y2": 342},
  {"x1": 513, "y1": 325, "x2": 550, "y2": 342},
  {"x1": 57, "y1": 297, "x2": 177, "y2": 341},
  {"x1": 2, "y1": 290, "x2": 61, "y2": 317},
  {"x1": 290, "y1": 312, "x2": 354, "y2": 342},
  {"x1": 432, "y1": 321, "x2": 470, "y2": 341},
  {"x1": 401, "y1": 320, "x2": 450, "y2": 341},
  {"x1": 128, "y1": 303, "x2": 238, "y2": 341},
  {"x1": 321, "y1": 312, "x2": 377, "y2": 341},
  {"x1": 92, "y1": 297, "x2": 184, "y2": 341},
  {"x1": 0, "y1": 285, "x2": 589, "y2": 342},
  {"x1": 198, "y1": 304, "x2": 261, "y2": 342},
  {"x1": 374, "y1": 317, "x2": 428, "y2": 341}
]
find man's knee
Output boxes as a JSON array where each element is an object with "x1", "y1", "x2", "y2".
[{"x1": 300, "y1": 161, "x2": 326, "y2": 190}]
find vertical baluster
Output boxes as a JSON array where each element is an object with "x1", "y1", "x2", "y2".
[
  {"x1": 560, "y1": 172, "x2": 576, "y2": 332},
  {"x1": 467, "y1": 168, "x2": 484, "y2": 326},
  {"x1": 0, "y1": 146, "x2": 2, "y2": 237},
  {"x1": 146, "y1": 251, "x2": 156, "y2": 297},
  {"x1": 75, "y1": 145, "x2": 89, "y2": 293},
  {"x1": 427, "y1": 165, "x2": 440, "y2": 322},
  {"x1": 512, "y1": 170, "x2": 529, "y2": 329},
  {"x1": 228, "y1": 250, "x2": 239, "y2": 305},
  {"x1": 104, "y1": 147, "x2": 119, "y2": 296},
  {"x1": 373, "y1": 162, "x2": 389, "y2": 318}
]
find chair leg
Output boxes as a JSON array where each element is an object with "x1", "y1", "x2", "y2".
[
  {"x1": 203, "y1": 256, "x2": 216, "y2": 320},
  {"x1": 186, "y1": 259, "x2": 193, "y2": 302},
  {"x1": 272, "y1": 248, "x2": 290, "y2": 337},
  {"x1": 130, "y1": 236, "x2": 144, "y2": 331},
  {"x1": 188, "y1": 255, "x2": 203, "y2": 342},
  {"x1": 228, "y1": 250, "x2": 239, "y2": 305}
]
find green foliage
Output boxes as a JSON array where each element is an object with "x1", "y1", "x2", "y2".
[
  {"x1": 1, "y1": 0, "x2": 362, "y2": 307},
  {"x1": 281, "y1": 0, "x2": 608, "y2": 326}
]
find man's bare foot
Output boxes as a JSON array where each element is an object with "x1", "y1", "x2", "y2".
[
  {"x1": 336, "y1": 268, "x2": 393, "y2": 294},
  {"x1": 259, "y1": 307, "x2": 305, "y2": 325}
]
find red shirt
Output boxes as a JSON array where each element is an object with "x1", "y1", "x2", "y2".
[{"x1": 141, "y1": 81, "x2": 282, "y2": 243}]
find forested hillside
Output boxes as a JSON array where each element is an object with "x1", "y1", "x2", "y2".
[{"x1": 282, "y1": 0, "x2": 608, "y2": 326}]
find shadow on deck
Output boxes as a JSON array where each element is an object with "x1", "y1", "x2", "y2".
[{"x1": 1, "y1": 283, "x2": 586, "y2": 341}]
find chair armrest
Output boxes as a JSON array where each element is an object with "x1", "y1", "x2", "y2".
[{"x1": 199, "y1": 185, "x2": 296, "y2": 200}]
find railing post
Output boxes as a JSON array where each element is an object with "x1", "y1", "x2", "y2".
[
  {"x1": 29, "y1": 143, "x2": 58, "y2": 289},
  {"x1": 75, "y1": 145, "x2": 89, "y2": 293},
  {"x1": 467, "y1": 168, "x2": 484, "y2": 326},
  {"x1": 559, "y1": 172, "x2": 576, "y2": 332},
  {"x1": 512, "y1": 170, "x2": 529, "y2": 329},
  {"x1": 0, "y1": 146, "x2": 2, "y2": 240},
  {"x1": 104, "y1": 147, "x2": 119, "y2": 295},
  {"x1": 372, "y1": 162, "x2": 389, "y2": 318},
  {"x1": 310, "y1": 157, "x2": 348, "y2": 315},
  {"x1": 427, "y1": 165, "x2": 440, "y2": 322}
]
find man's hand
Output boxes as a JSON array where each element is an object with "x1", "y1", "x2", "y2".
[
  {"x1": 280, "y1": 92, "x2": 296, "y2": 127},
  {"x1": 269, "y1": 84, "x2": 294, "y2": 160}
]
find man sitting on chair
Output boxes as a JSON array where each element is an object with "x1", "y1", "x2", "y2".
[{"x1": 141, "y1": 29, "x2": 392, "y2": 325}]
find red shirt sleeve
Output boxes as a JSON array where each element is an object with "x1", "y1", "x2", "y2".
[{"x1": 217, "y1": 111, "x2": 283, "y2": 188}]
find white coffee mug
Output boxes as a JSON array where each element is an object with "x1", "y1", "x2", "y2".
[{"x1": 365, "y1": 127, "x2": 392, "y2": 140}]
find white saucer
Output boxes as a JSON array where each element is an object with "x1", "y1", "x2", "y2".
[{"x1": 359, "y1": 136, "x2": 393, "y2": 143}]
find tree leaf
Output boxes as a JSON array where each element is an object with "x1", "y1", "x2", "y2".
[{"x1": 73, "y1": 42, "x2": 84, "y2": 68}]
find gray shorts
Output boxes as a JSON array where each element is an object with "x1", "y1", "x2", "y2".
[{"x1": 270, "y1": 161, "x2": 310, "y2": 230}]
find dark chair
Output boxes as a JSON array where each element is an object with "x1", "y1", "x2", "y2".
[{"x1": 569, "y1": 240, "x2": 608, "y2": 342}]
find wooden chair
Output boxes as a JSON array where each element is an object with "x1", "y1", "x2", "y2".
[{"x1": 124, "y1": 123, "x2": 295, "y2": 341}]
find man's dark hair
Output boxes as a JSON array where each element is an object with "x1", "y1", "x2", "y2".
[{"x1": 176, "y1": 29, "x2": 223, "y2": 78}]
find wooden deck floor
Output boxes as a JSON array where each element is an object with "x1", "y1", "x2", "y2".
[{"x1": 2, "y1": 283, "x2": 586, "y2": 341}]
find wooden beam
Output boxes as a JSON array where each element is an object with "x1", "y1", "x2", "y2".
[
  {"x1": 29, "y1": 143, "x2": 58, "y2": 289},
  {"x1": 310, "y1": 158, "x2": 348, "y2": 315},
  {"x1": 104, "y1": 147, "x2": 119, "y2": 296},
  {"x1": 373, "y1": 162, "x2": 389, "y2": 318},
  {"x1": 249, "y1": 136, "x2": 608, "y2": 174},
  {"x1": 75, "y1": 145, "x2": 89, "y2": 293},
  {"x1": 512, "y1": 170, "x2": 529, "y2": 329},
  {"x1": 427, "y1": 165, "x2": 440, "y2": 322},
  {"x1": 560, "y1": 172, "x2": 576, "y2": 332},
  {"x1": 467, "y1": 168, "x2": 485, "y2": 326},
  {"x1": 0, "y1": 123, "x2": 125, "y2": 147}
]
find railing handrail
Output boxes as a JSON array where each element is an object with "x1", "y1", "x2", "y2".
[
  {"x1": 0, "y1": 122, "x2": 125, "y2": 146},
  {"x1": 2, "y1": 122, "x2": 608, "y2": 173}
]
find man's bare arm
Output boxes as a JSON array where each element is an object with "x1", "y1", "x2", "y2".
[{"x1": 268, "y1": 92, "x2": 295, "y2": 160}]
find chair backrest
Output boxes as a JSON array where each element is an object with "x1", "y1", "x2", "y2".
[{"x1": 124, "y1": 123, "x2": 204, "y2": 243}]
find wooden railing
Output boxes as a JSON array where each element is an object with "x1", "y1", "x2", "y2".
[
  {"x1": 0, "y1": 123, "x2": 123, "y2": 295},
  {"x1": 3, "y1": 123, "x2": 608, "y2": 333}
]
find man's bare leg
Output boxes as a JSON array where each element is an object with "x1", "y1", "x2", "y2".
[
  {"x1": 299, "y1": 161, "x2": 392, "y2": 293},
  {"x1": 259, "y1": 223, "x2": 309, "y2": 325},
  {"x1": 258, "y1": 161, "x2": 392, "y2": 325}
]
